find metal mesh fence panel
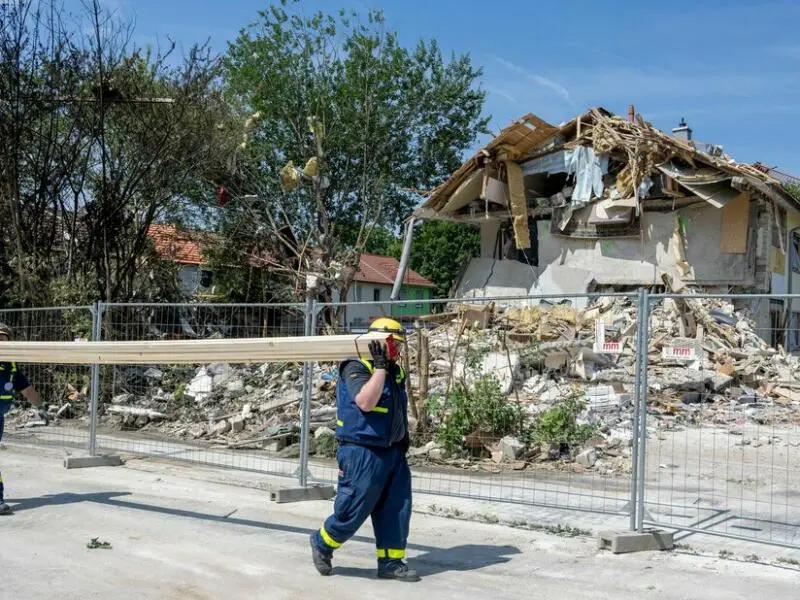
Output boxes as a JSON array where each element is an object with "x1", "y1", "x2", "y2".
[
  {"x1": 310, "y1": 294, "x2": 639, "y2": 517},
  {"x1": 0, "y1": 306, "x2": 93, "y2": 452},
  {"x1": 93, "y1": 302, "x2": 309, "y2": 479},
  {"x1": 642, "y1": 293, "x2": 800, "y2": 549}
]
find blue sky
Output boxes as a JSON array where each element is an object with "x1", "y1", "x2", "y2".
[{"x1": 74, "y1": 0, "x2": 800, "y2": 174}]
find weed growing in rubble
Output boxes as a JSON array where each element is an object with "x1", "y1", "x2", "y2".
[
  {"x1": 173, "y1": 382, "x2": 186, "y2": 402},
  {"x1": 428, "y1": 375, "x2": 525, "y2": 456},
  {"x1": 527, "y1": 392, "x2": 598, "y2": 449}
]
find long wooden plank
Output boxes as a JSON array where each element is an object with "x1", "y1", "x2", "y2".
[{"x1": 0, "y1": 333, "x2": 389, "y2": 365}]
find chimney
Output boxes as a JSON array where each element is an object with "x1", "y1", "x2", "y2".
[
  {"x1": 627, "y1": 104, "x2": 635, "y2": 123},
  {"x1": 672, "y1": 117, "x2": 692, "y2": 141}
]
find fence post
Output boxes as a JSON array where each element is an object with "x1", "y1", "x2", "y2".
[
  {"x1": 297, "y1": 294, "x2": 314, "y2": 488},
  {"x1": 628, "y1": 289, "x2": 645, "y2": 530},
  {"x1": 87, "y1": 302, "x2": 103, "y2": 457},
  {"x1": 635, "y1": 289, "x2": 651, "y2": 532}
]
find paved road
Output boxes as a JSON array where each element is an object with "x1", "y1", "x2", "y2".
[{"x1": 1, "y1": 444, "x2": 799, "y2": 599}]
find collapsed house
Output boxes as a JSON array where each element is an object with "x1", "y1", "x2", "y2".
[{"x1": 397, "y1": 108, "x2": 800, "y2": 348}]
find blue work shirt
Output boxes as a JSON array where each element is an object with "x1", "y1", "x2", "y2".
[{"x1": 0, "y1": 362, "x2": 30, "y2": 416}]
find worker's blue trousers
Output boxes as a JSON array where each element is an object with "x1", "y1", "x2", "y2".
[
  {"x1": 0, "y1": 413, "x2": 5, "y2": 502},
  {"x1": 312, "y1": 442, "x2": 411, "y2": 565}
]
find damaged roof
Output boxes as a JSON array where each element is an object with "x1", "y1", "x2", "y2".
[{"x1": 416, "y1": 107, "x2": 800, "y2": 218}]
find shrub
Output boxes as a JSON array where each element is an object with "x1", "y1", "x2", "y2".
[
  {"x1": 428, "y1": 374, "x2": 524, "y2": 456},
  {"x1": 528, "y1": 392, "x2": 598, "y2": 449}
]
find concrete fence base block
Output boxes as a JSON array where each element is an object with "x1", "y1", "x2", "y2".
[
  {"x1": 63, "y1": 455, "x2": 124, "y2": 469},
  {"x1": 597, "y1": 529, "x2": 674, "y2": 554},
  {"x1": 268, "y1": 484, "x2": 335, "y2": 504}
]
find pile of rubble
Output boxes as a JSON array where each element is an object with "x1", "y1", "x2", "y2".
[
  {"x1": 101, "y1": 361, "x2": 345, "y2": 457},
  {"x1": 6, "y1": 294, "x2": 799, "y2": 474},
  {"x1": 403, "y1": 294, "x2": 800, "y2": 471}
]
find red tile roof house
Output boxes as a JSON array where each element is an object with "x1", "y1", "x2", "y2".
[
  {"x1": 147, "y1": 226, "x2": 436, "y2": 328},
  {"x1": 147, "y1": 224, "x2": 217, "y2": 296},
  {"x1": 343, "y1": 253, "x2": 436, "y2": 331}
]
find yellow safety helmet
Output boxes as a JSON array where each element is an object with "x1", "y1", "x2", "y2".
[{"x1": 368, "y1": 317, "x2": 406, "y2": 342}]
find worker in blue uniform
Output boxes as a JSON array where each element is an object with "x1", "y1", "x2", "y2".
[
  {"x1": 310, "y1": 317, "x2": 419, "y2": 582},
  {"x1": 0, "y1": 323, "x2": 48, "y2": 515}
]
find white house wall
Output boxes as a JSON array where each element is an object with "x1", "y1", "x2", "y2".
[
  {"x1": 536, "y1": 203, "x2": 753, "y2": 286},
  {"x1": 459, "y1": 202, "x2": 756, "y2": 306},
  {"x1": 343, "y1": 283, "x2": 394, "y2": 329}
]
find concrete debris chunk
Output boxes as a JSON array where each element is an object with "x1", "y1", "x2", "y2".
[{"x1": 499, "y1": 436, "x2": 525, "y2": 461}]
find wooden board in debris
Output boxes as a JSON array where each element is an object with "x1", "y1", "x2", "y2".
[{"x1": 0, "y1": 333, "x2": 387, "y2": 365}]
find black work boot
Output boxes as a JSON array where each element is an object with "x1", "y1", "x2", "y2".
[
  {"x1": 378, "y1": 560, "x2": 420, "y2": 582},
  {"x1": 0, "y1": 502, "x2": 12, "y2": 516},
  {"x1": 309, "y1": 535, "x2": 333, "y2": 576}
]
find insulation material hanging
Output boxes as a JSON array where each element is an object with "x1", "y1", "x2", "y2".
[
  {"x1": 505, "y1": 160, "x2": 530, "y2": 249},
  {"x1": 719, "y1": 193, "x2": 749, "y2": 254},
  {"x1": 565, "y1": 146, "x2": 609, "y2": 207}
]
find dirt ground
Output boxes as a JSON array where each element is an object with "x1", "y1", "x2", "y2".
[{"x1": 1, "y1": 443, "x2": 799, "y2": 600}]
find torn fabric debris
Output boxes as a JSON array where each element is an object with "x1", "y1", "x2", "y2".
[{"x1": 565, "y1": 146, "x2": 609, "y2": 207}]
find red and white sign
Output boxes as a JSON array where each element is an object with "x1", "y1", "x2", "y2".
[
  {"x1": 593, "y1": 321, "x2": 622, "y2": 354},
  {"x1": 594, "y1": 340, "x2": 622, "y2": 354},
  {"x1": 662, "y1": 346, "x2": 698, "y2": 360}
]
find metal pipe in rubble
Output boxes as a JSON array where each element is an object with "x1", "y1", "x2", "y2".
[
  {"x1": 88, "y1": 302, "x2": 103, "y2": 457},
  {"x1": 391, "y1": 217, "x2": 416, "y2": 301},
  {"x1": 636, "y1": 290, "x2": 651, "y2": 533},
  {"x1": 298, "y1": 291, "x2": 315, "y2": 488},
  {"x1": 628, "y1": 289, "x2": 644, "y2": 531}
]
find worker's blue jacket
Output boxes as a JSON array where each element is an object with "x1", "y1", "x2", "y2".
[
  {"x1": 335, "y1": 358, "x2": 408, "y2": 448},
  {"x1": 0, "y1": 362, "x2": 27, "y2": 418}
]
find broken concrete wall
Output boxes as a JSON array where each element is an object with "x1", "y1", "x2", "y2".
[
  {"x1": 459, "y1": 201, "x2": 759, "y2": 307},
  {"x1": 454, "y1": 257, "x2": 540, "y2": 304},
  {"x1": 537, "y1": 203, "x2": 756, "y2": 286}
]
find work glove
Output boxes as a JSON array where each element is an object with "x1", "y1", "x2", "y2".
[
  {"x1": 37, "y1": 405, "x2": 49, "y2": 426},
  {"x1": 368, "y1": 340, "x2": 391, "y2": 371}
]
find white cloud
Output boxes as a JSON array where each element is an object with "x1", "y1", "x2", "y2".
[
  {"x1": 486, "y1": 86, "x2": 517, "y2": 104},
  {"x1": 490, "y1": 55, "x2": 573, "y2": 105}
]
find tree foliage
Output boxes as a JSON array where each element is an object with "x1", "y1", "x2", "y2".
[
  {"x1": 0, "y1": 1, "x2": 488, "y2": 309},
  {"x1": 0, "y1": 0, "x2": 236, "y2": 306},
  {"x1": 218, "y1": 0, "x2": 488, "y2": 310},
  {"x1": 407, "y1": 221, "x2": 480, "y2": 298}
]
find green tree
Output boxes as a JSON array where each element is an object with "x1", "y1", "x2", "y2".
[
  {"x1": 408, "y1": 220, "x2": 480, "y2": 298},
  {"x1": 219, "y1": 0, "x2": 488, "y2": 317},
  {"x1": 0, "y1": 0, "x2": 236, "y2": 306}
]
